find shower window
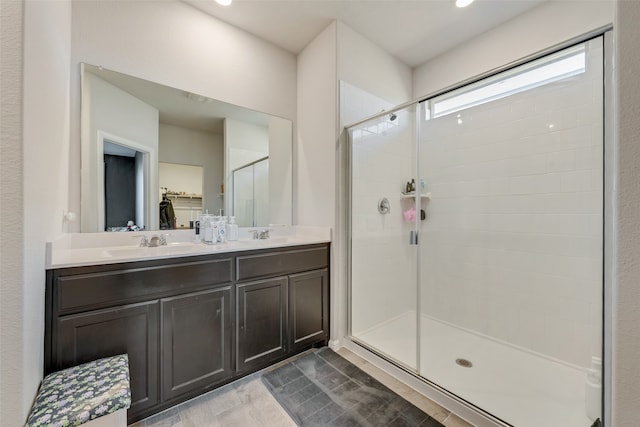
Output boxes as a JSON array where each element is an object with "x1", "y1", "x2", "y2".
[{"x1": 430, "y1": 44, "x2": 586, "y2": 118}]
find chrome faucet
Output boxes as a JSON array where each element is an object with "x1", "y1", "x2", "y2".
[
  {"x1": 150, "y1": 234, "x2": 167, "y2": 247},
  {"x1": 248, "y1": 229, "x2": 270, "y2": 240},
  {"x1": 140, "y1": 234, "x2": 167, "y2": 247}
]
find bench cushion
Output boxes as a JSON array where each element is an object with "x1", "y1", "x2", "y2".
[{"x1": 26, "y1": 354, "x2": 131, "y2": 427}]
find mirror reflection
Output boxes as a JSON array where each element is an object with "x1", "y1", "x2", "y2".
[{"x1": 80, "y1": 63, "x2": 293, "y2": 232}]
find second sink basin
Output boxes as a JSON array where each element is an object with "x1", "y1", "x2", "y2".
[{"x1": 234, "y1": 237, "x2": 300, "y2": 245}]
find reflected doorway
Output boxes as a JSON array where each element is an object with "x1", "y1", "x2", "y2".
[{"x1": 103, "y1": 140, "x2": 146, "y2": 231}]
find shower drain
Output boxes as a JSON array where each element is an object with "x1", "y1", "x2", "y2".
[{"x1": 455, "y1": 358, "x2": 473, "y2": 368}]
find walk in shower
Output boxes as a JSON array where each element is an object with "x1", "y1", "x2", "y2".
[{"x1": 348, "y1": 35, "x2": 606, "y2": 427}]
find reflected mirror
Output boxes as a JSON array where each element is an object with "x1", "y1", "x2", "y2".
[{"x1": 80, "y1": 63, "x2": 293, "y2": 232}]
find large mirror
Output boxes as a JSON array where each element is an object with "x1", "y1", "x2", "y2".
[{"x1": 80, "y1": 63, "x2": 293, "y2": 232}]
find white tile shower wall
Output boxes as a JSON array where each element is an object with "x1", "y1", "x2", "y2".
[
  {"x1": 349, "y1": 99, "x2": 417, "y2": 336},
  {"x1": 419, "y1": 39, "x2": 603, "y2": 368}
]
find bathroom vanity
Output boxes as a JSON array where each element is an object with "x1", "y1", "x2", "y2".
[{"x1": 44, "y1": 230, "x2": 330, "y2": 423}]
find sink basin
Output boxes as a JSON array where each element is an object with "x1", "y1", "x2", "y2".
[
  {"x1": 98, "y1": 237, "x2": 306, "y2": 260},
  {"x1": 104, "y1": 241, "x2": 203, "y2": 258},
  {"x1": 234, "y1": 237, "x2": 300, "y2": 245}
]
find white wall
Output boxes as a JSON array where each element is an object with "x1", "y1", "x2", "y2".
[
  {"x1": 159, "y1": 162, "x2": 203, "y2": 196},
  {"x1": 159, "y1": 123, "x2": 223, "y2": 215},
  {"x1": 337, "y1": 22, "x2": 413, "y2": 108},
  {"x1": 70, "y1": 0, "x2": 297, "y2": 231},
  {"x1": 413, "y1": 0, "x2": 614, "y2": 99},
  {"x1": 82, "y1": 72, "x2": 159, "y2": 231},
  {"x1": 268, "y1": 116, "x2": 293, "y2": 226},
  {"x1": 22, "y1": 0, "x2": 72, "y2": 423},
  {"x1": 1, "y1": 0, "x2": 25, "y2": 424},
  {"x1": 297, "y1": 22, "x2": 338, "y2": 228},
  {"x1": 612, "y1": 1, "x2": 640, "y2": 424}
]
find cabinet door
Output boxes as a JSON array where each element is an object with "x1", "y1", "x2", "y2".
[
  {"x1": 289, "y1": 269, "x2": 329, "y2": 350},
  {"x1": 57, "y1": 301, "x2": 159, "y2": 413},
  {"x1": 236, "y1": 277, "x2": 288, "y2": 372},
  {"x1": 161, "y1": 287, "x2": 232, "y2": 400}
]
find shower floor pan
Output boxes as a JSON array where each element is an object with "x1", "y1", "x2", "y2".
[{"x1": 354, "y1": 312, "x2": 594, "y2": 427}]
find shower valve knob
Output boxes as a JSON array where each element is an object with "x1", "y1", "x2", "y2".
[{"x1": 378, "y1": 197, "x2": 391, "y2": 214}]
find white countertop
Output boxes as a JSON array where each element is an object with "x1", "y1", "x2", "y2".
[{"x1": 47, "y1": 226, "x2": 331, "y2": 269}]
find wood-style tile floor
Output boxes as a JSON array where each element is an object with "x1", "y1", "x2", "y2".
[{"x1": 129, "y1": 348, "x2": 474, "y2": 427}]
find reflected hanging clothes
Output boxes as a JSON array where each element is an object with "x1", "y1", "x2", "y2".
[{"x1": 159, "y1": 198, "x2": 176, "y2": 230}]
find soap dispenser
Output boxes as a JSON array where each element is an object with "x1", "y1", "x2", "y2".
[{"x1": 227, "y1": 216, "x2": 239, "y2": 241}]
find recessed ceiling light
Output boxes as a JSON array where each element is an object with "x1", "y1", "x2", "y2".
[
  {"x1": 456, "y1": 0, "x2": 475, "y2": 8},
  {"x1": 216, "y1": 0, "x2": 232, "y2": 6}
]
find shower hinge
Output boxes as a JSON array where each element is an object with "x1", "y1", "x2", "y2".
[{"x1": 409, "y1": 230, "x2": 418, "y2": 245}]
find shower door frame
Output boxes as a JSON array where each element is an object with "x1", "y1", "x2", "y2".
[
  {"x1": 346, "y1": 26, "x2": 614, "y2": 427},
  {"x1": 346, "y1": 101, "x2": 423, "y2": 372}
]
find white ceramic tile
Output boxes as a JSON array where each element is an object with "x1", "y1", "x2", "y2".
[
  {"x1": 560, "y1": 170, "x2": 593, "y2": 192},
  {"x1": 547, "y1": 149, "x2": 577, "y2": 172}
]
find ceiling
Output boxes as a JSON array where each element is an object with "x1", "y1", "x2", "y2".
[{"x1": 184, "y1": 0, "x2": 547, "y2": 67}]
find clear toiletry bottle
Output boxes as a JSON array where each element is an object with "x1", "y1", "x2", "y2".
[
  {"x1": 212, "y1": 216, "x2": 220, "y2": 243},
  {"x1": 203, "y1": 215, "x2": 214, "y2": 244},
  {"x1": 227, "y1": 216, "x2": 239, "y2": 241},
  {"x1": 218, "y1": 216, "x2": 226, "y2": 243}
]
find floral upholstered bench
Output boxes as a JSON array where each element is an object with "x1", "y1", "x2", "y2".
[{"x1": 26, "y1": 354, "x2": 131, "y2": 427}]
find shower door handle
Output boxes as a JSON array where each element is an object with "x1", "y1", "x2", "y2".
[{"x1": 409, "y1": 230, "x2": 418, "y2": 245}]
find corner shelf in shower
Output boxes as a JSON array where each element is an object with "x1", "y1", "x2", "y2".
[
  {"x1": 400, "y1": 192, "x2": 431, "y2": 200},
  {"x1": 165, "y1": 194, "x2": 203, "y2": 200}
]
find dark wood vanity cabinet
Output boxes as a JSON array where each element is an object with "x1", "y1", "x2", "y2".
[
  {"x1": 289, "y1": 269, "x2": 329, "y2": 351},
  {"x1": 45, "y1": 243, "x2": 329, "y2": 423},
  {"x1": 236, "y1": 277, "x2": 288, "y2": 373},
  {"x1": 56, "y1": 301, "x2": 160, "y2": 412},
  {"x1": 234, "y1": 246, "x2": 330, "y2": 373},
  {"x1": 161, "y1": 287, "x2": 233, "y2": 401}
]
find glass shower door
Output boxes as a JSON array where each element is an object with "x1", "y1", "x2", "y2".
[
  {"x1": 232, "y1": 157, "x2": 269, "y2": 227},
  {"x1": 349, "y1": 104, "x2": 420, "y2": 370},
  {"x1": 417, "y1": 37, "x2": 604, "y2": 427}
]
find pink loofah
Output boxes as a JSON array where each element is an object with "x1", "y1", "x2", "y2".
[{"x1": 403, "y1": 207, "x2": 416, "y2": 222}]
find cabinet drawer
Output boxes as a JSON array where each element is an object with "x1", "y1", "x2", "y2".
[
  {"x1": 56, "y1": 257, "x2": 234, "y2": 313},
  {"x1": 236, "y1": 246, "x2": 328, "y2": 281}
]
